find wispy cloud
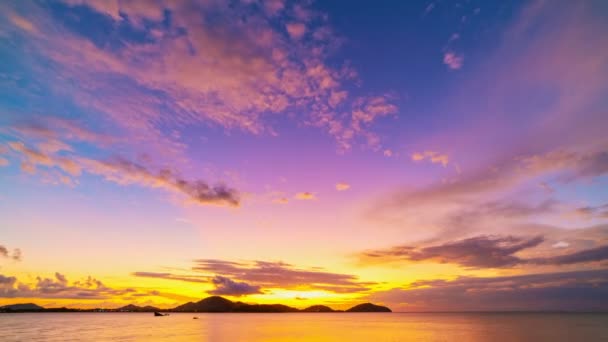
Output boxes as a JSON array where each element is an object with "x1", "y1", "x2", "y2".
[{"x1": 7, "y1": 138, "x2": 240, "y2": 207}]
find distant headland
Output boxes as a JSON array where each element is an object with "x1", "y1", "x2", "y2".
[{"x1": 0, "y1": 296, "x2": 391, "y2": 313}]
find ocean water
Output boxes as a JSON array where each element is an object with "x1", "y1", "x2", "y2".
[{"x1": 1, "y1": 312, "x2": 607, "y2": 341}]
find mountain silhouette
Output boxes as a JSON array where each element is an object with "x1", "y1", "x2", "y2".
[{"x1": 1, "y1": 297, "x2": 391, "y2": 313}]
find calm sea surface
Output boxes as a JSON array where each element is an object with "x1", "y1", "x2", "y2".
[{"x1": 1, "y1": 312, "x2": 607, "y2": 341}]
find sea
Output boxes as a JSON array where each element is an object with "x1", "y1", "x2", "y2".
[{"x1": 1, "y1": 312, "x2": 607, "y2": 341}]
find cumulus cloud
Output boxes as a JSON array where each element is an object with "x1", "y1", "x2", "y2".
[
  {"x1": 370, "y1": 269, "x2": 608, "y2": 312},
  {"x1": 335, "y1": 182, "x2": 350, "y2": 191},
  {"x1": 0, "y1": 272, "x2": 153, "y2": 300},
  {"x1": 411, "y1": 151, "x2": 449, "y2": 167},
  {"x1": 208, "y1": 276, "x2": 263, "y2": 296},
  {"x1": 295, "y1": 192, "x2": 316, "y2": 200}
]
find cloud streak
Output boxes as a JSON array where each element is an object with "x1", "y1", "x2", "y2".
[
  {"x1": 361, "y1": 235, "x2": 608, "y2": 269},
  {"x1": 7, "y1": 138, "x2": 240, "y2": 207},
  {"x1": 134, "y1": 259, "x2": 374, "y2": 294}
]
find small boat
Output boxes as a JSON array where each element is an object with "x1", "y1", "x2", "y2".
[
  {"x1": 193, "y1": 317, "x2": 199, "y2": 319},
  {"x1": 154, "y1": 312, "x2": 166, "y2": 317}
]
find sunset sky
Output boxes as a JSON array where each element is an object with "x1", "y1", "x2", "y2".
[{"x1": 1, "y1": 0, "x2": 608, "y2": 312}]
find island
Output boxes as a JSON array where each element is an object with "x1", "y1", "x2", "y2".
[{"x1": 1, "y1": 296, "x2": 391, "y2": 313}]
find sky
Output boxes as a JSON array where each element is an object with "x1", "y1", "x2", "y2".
[{"x1": 0, "y1": 0, "x2": 607, "y2": 312}]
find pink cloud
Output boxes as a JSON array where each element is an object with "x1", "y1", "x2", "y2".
[
  {"x1": 5, "y1": 1, "x2": 397, "y2": 155},
  {"x1": 443, "y1": 51, "x2": 463, "y2": 70},
  {"x1": 286, "y1": 22, "x2": 306, "y2": 39}
]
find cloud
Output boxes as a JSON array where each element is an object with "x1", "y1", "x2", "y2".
[
  {"x1": 7, "y1": 139, "x2": 240, "y2": 207},
  {"x1": 383, "y1": 149, "x2": 393, "y2": 157},
  {"x1": 377, "y1": 148, "x2": 608, "y2": 213},
  {"x1": 3, "y1": 0, "x2": 397, "y2": 152},
  {"x1": 370, "y1": 269, "x2": 608, "y2": 312},
  {"x1": 335, "y1": 183, "x2": 350, "y2": 191},
  {"x1": 552, "y1": 241, "x2": 570, "y2": 248},
  {"x1": 192, "y1": 259, "x2": 374, "y2": 293},
  {"x1": 443, "y1": 52, "x2": 463, "y2": 70},
  {"x1": 362, "y1": 235, "x2": 544, "y2": 268},
  {"x1": 285, "y1": 22, "x2": 306, "y2": 39},
  {"x1": 208, "y1": 276, "x2": 263, "y2": 296},
  {"x1": 295, "y1": 192, "x2": 316, "y2": 200},
  {"x1": 0, "y1": 272, "x2": 153, "y2": 300},
  {"x1": 411, "y1": 151, "x2": 449, "y2": 167},
  {"x1": 264, "y1": 0, "x2": 285, "y2": 16},
  {"x1": 0, "y1": 157, "x2": 9, "y2": 167},
  {"x1": 361, "y1": 234, "x2": 608, "y2": 269},
  {"x1": 573, "y1": 203, "x2": 608, "y2": 220},
  {"x1": 0, "y1": 245, "x2": 22, "y2": 261},
  {"x1": 135, "y1": 259, "x2": 373, "y2": 294},
  {"x1": 531, "y1": 245, "x2": 608, "y2": 266},
  {"x1": 272, "y1": 197, "x2": 289, "y2": 204},
  {"x1": 131, "y1": 272, "x2": 208, "y2": 284}
]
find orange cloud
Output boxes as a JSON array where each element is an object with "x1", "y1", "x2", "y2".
[
  {"x1": 335, "y1": 183, "x2": 350, "y2": 191},
  {"x1": 411, "y1": 151, "x2": 449, "y2": 167},
  {"x1": 295, "y1": 192, "x2": 316, "y2": 200}
]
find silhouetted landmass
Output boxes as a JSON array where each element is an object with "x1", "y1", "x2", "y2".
[
  {"x1": 0, "y1": 296, "x2": 391, "y2": 313},
  {"x1": 0, "y1": 303, "x2": 44, "y2": 312},
  {"x1": 346, "y1": 303, "x2": 392, "y2": 312},
  {"x1": 117, "y1": 304, "x2": 160, "y2": 312},
  {"x1": 173, "y1": 296, "x2": 299, "y2": 313},
  {"x1": 302, "y1": 305, "x2": 336, "y2": 312}
]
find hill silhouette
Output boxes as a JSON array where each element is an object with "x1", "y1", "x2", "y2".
[
  {"x1": 346, "y1": 303, "x2": 391, "y2": 312},
  {"x1": 302, "y1": 305, "x2": 335, "y2": 312},
  {"x1": 0, "y1": 303, "x2": 44, "y2": 312},
  {"x1": 117, "y1": 304, "x2": 160, "y2": 312}
]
